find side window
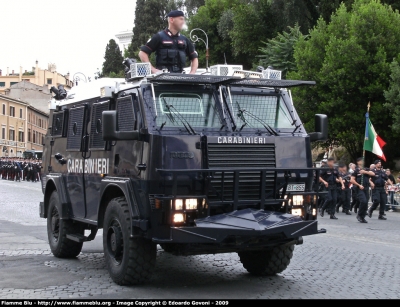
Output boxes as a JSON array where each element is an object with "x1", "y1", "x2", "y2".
[
  {"x1": 89, "y1": 101, "x2": 109, "y2": 150},
  {"x1": 67, "y1": 106, "x2": 87, "y2": 151},
  {"x1": 117, "y1": 95, "x2": 136, "y2": 131},
  {"x1": 51, "y1": 110, "x2": 69, "y2": 137}
]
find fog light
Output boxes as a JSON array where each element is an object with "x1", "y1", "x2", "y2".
[
  {"x1": 312, "y1": 208, "x2": 317, "y2": 216},
  {"x1": 292, "y1": 195, "x2": 303, "y2": 206},
  {"x1": 291, "y1": 208, "x2": 302, "y2": 216},
  {"x1": 173, "y1": 213, "x2": 184, "y2": 223},
  {"x1": 175, "y1": 199, "x2": 183, "y2": 210},
  {"x1": 185, "y1": 199, "x2": 197, "y2": 210}
]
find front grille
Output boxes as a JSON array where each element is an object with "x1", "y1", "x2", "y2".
[{"x1": 207, "y1": 143, "x2": 276, "y2": 201}]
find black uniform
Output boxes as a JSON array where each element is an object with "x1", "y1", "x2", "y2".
[
  {"x1": 370, "y1": 168, "x2": 389, "y2": 217},
  {"x1": 352, "y1": 167, "x2": 372, "y2": 220},
  {"x1": 320, "y1": 167, "x2": 340, "y2": 217},
  {"x1": 140, "y1": 28, "x2": 198, "y2": 73},
  {"x1": 339, "y1": 171, "x2": 352, "y2": 213}
]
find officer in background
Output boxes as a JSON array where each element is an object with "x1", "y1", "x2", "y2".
[
  {"x1": 319, "y1": 157, "x2": 345, "y2": 219},
  {"x1": 139, "y1": 10, "x2": 198, "y2": 74},
  {"x1": 317, "y1": 159, "x2": 328, "y2": 210},
  {"x1": 336, "y1": 164, "x2": 352, "y2": 215},
  {"x1": 368, "y1": 160, "x2": 391, "y2": 220},
  {"x1": 351, "y1": 157, "x2": 375, "y2": 223}
]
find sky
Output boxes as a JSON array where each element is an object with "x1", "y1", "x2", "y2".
[{"x1": 0, "y1": 0, "x2": 137, "y2": 82}]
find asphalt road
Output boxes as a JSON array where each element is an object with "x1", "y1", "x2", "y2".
[{"x1": 0, "y1": 179, "x2": 400, "y2": 299}]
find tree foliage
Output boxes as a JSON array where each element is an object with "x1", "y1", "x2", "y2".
[
  {"x1": 289, "y1": 0, "x2": 400, "y2": 163},
  {"x1": 384, "y1": 60, "x2": 400, "y2": 133},
  {"x1": 102, "y1": 39, "x2": 124, "y2": 77},
  {"x1": 258, "y1": 24, "x2": 305, "y2": 77},
  {"x1": 188, "y1": 0, "x2": 246, "y2": 67}
]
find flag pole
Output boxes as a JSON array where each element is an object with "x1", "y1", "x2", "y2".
[{"x1": 361, "y1": 102, "x2": 371, "y2": 184}]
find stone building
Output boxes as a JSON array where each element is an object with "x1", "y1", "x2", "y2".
[
  {"x1": 0, "y1": 61, "x2": 73, "y2": 95},
  {"x1": 0, "y1": 94, "x2": 48, "y2": 157}
]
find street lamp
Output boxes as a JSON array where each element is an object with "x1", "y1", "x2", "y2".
[
  {"x1": 73, "y1": 72, "x2": 87, "y2": 86},
  {"x1": 190, "y1": 28, "x2": 209, "y2": 71}
]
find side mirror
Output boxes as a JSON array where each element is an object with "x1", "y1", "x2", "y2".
[
  {"x1": 102, "y1": 110, "x2": 139, "y2": 141},
  {"x1": 309, "y1": 114, "x2": 328, "y2": 142}
]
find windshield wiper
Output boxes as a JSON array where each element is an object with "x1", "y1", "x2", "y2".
[
  {"x1": 162, "y1": 98, "x2": 198, "y2": 135},
  {"x1": 236, "y1": 101, "x2": 279, "y2": 136},
  {"x1": 236, "y1": 102, "x2": 250, "y2": 132}
]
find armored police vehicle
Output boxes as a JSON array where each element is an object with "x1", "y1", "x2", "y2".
[{"x1": 40, "y1": 61, "x2": 328, "y2": 285}]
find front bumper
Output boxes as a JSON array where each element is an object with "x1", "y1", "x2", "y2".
[{"x1": 153, "y1": 208, "x2": 326, "y2": 244}]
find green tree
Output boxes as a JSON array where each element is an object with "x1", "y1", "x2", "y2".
[
  {"x1": 102, "y1": 39, "x2": 124, "y2": 77},
  {"x1": 317, "y1": 0, "x2": 400, "y2": 21},
  {"x1": 384, "y1": 59, "x2": 400, "y2": 133},
  {"x1": 128, "y1": 0, "x2": 179, "y2": 58},
  {"x1": 257, "y1": 24, "x2": 305, "y2": 77},
  {"x1": 188, "y1": 0, "x2": 246, "y2": 67},
  {"x1": 289, "y1": 0, "x2": 400, "y2": 162},
  {"x1": 185, "y1": 0, "x2": 206, "y2": 16}
]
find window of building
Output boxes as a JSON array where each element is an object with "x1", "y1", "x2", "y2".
[
  {"x1": 20, "y1": 108, "x2": 23, "y2": 119},
  {"x1": 47, "y1": 79, "x2": 52, "y2": 85},
  {"x1": 33, "y1": 131, "x2": 36, "y2": 144},
  {"x1": 0, "y1": 82, "x2": 5, "y2": 87},
  {"x1": 9, "y1": 106, "x2": 15, "y2": 117},
  {"x1": 1, "y1": 127, "x2": 5, "y2": 140},
  {"x1": 2, "y1": 104, "x2": 5, "y2": 115},
  {"x1": 18, "y1": 131, "x2": 24, "y2": 142},
  {"x1": 10, "y1": 82, "x2": 18, "y2": 86},
  {"x1": 9, "y1": 129, "x2": 15, "y2": 141},
  {"x1": 39, "y1": 118, "x2": 42, "y2": 128},
  {"x1": 28, "y1": 129, "x2": 31, "y2": 142}
]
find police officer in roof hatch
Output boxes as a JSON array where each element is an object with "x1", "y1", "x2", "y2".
[{"x1": 138, "y1": 10, "x2": 198, "y2": 74}]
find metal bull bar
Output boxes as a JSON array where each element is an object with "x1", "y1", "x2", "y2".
[{"x1": 156, "y1": 167, "x2": 324, "y2": 216}]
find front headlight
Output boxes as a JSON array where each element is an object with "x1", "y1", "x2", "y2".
[
  {"x1": 291, "y1": 208, "x2": 303, "y2": 216},
  {"x1": 175, "y1": 199, "x2": 183, "y2": 210},
  {"x1": 185, "y1": 199, "x2": 198, "y2": 210},
  {"x1": 291, "y1": 195, "x2": 303, "y2": 206}
]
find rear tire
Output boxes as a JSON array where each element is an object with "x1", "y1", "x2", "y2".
[
  {"x1": 103, "y1": 197, "x2": 156, "y2": 285},
  {"x1": 47, "y1": 191, "x2": 83, "y2": 258},
  {"x1": 238, "y1": 243, "x2": 295, "y2": 276}
]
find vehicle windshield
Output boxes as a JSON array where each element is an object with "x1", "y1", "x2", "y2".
[
  {"x1": 154, "y1": 88, "x2": 223, "y2": 129},
  {"x1": 229, "y1": 91, "x2": 294, "y2": 130}
]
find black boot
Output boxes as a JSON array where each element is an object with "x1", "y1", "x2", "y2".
[
  {"x1": 367, "y1": 207, "x2": 373, "y2": 218},
  {"x1": 335, "y1": 204, "x2": 340, "y2": 213},
  {"x1": 354, "y1": 204, "x2": 358, "y2": 214},
  {"x1": 320, "y1": 206, "x2": 326, "y2": 217},
  {"x1": 330, "y1": 214, "x2": 338, "y2": 220},
  {"x1": 378, "y1": 215, "x2": 387, "y2": 220},
  {"x1": 357, "y1": 215, "x2": 368, "y2": 223},
  {"x1": 345, "y1": 210, "x2": 352, "y2": 215}
]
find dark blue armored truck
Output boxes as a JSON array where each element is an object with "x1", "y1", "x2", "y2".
[{"x1": 40, "y1": 63, "x2": 328, "y2": 285}]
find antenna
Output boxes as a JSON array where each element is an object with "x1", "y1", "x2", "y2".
[{"x1": 224, "y1": 53, "x2": 227, "y2": 65}]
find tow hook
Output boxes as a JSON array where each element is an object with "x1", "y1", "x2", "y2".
[{"x1": 295, "y1": 236, "x2": 303, "y2": 245}]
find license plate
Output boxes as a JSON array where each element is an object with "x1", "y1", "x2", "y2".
[{"x1": 286, "y1": 183, "x2": 305, "y2": 192}]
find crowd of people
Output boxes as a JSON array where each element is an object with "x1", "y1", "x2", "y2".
[
  {"x1": 0, "y1": 157, "x2": 42, "y2": 182},
  {"x1": 318, "y1": 157, "x2": 399, "y2": 223}
]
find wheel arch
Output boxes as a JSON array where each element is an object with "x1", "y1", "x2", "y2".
[
  {"x1": 98, "y1": 180, "x2": 141, "y2": 229},
  {"x1": 43, "y1": 180, "x2": 57, "y2": 219},
  {"x1": 43, "y1": 176, "x2": 70, "y2": 219}
]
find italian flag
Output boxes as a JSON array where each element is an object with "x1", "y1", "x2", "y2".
[{"x1": 364, "y1": 117, "x2": 386, "y2": 161}]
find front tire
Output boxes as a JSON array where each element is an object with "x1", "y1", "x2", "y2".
[
  {"x1": 47, "y1": 191, "x2": 83, "y2": 258},
  {"x1": 238, "y1": 243, "x2": 295, "y2": 276},
  {"x1": 103, "y1": 197, "x2": 156, "y2": 285}
]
